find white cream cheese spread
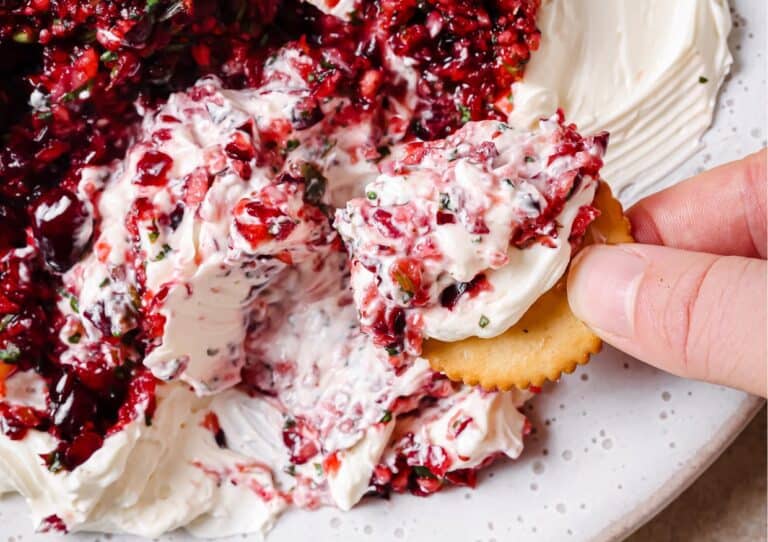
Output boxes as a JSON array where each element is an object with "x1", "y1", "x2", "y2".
[{"x1": 507, "y1": 0, "x2": 733, "y2": 197}]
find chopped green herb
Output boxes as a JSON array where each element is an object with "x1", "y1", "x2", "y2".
[
  {"x1": 99, "y1": 277, "x2": 110, "y2": 288},
  {"x1": 283, "y1": 417, "x2": 296, "y2": 429},
  {"x1": 439, "y1": 192, "x2": 451, "y2": 210},
  {"x1": 385, "y1": 346, "x2": 400, "y2": 356},
  {"x1": 376, "y1": 145, "x2": 391, "y2": 160},
  {"x1": 320, "y1": 138, "x2": 337, "y2": 158},
  {"x1": 393, "y1": 270, "x2": 414, "y2": 296},
  {"x1": 314, "y1": 463, "x2": 324, "y2": 477},
  {"x1": 100, "y1": 51, "x2": 118, "y2": 63},
  {"x1": 412, "y1": 466, "x2": 436, "y2": 479},
  {"x1": 35, "y1": 111, "x2": 53, "y2": 121},
  {"x1": 285, "y1": 139, "x2": 300, "y2": 152},
  {"x1": 153, "y1": 244, "x2": 172, "y2": 261},
  {"x1": 61, "y1": 80, "x2": 93, "y2": 103},
  {"x1": 68, "y1": 332, "x2": 82, "y2": 344},
  {"x1": 148, "y1": 230, "x2": 160, "y2": 243},
  {"x1": 206, "y1": 347, "x2": 220, "y2": 356},
  {"x1": 12, "y1": 30, "x2": 32, "y2": 43},
  {"x1": 43, "y1": 450, "x2": 64, "y2": 473},
  {"x1": 300, "y1": 163, "x2": 327, "y2": 205},
  {"x1": 366, "y1": 191, "x2": 378, "y2": 200},
  {"x1": 146, "y1": 0, "x2": 161, "y2": 12},
  {"x1": 0, "y1": 314, "x2": 14, "y2": 333},
  {"x1": 698, "y1": 76, "x2": 709, "y2": 84},
  {"x1": 0, "y1": 343, "x2": 21, "y2": 363},
  {"x1": 479, "y1": 315, "x2": 490, "y2": 328},
  {"x1": 284, "y1": 464, "x2": 296, "y2": 476},
  {"x1": 144, "y1": 412, "x2": 153, "y2": 426},
  {"x1": 319, "y1": 58, "x2": 336, "y2": 70},
  {"x1": 379, "y1": 410, "x2": 392, "y2": 423},
  {"x1": 524, "y1": 156, "x2": 535, "y2": 163},
  {"x1": 69, "y1": 296, "x2": 79, "y2": 314},
  {"x1": 458, "y1": 104, "x2": 472, "y2": 124}
]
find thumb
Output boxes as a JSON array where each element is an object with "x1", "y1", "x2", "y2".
[{"x1": 567, "y1": 244, "x2": 767, "y2": 397}]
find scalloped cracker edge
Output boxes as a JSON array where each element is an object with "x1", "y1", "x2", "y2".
[{"x1": 423, "y1": 181, "x2": 633, "y2": 390}]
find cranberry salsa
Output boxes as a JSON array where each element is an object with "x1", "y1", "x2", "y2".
[{"x1": 0, "y1": 0, "x2": 604, "y2": 534}]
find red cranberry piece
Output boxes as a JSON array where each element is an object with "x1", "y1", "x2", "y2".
[
  {"x1": 371, "y1": 209, "x2": 402, "y2": 239},
  {"x1": 439, "y1": 273, "x2": 489, "y2": 310},
  {"x1": 282, "y1": 418, "x2": 319, "y2": 465},
  {"x1": 39, "y1": 515, "x2": 67, "y2": 533},
  {"x1": 64, "y1": 430, "x2": 104, "y2": 469},
  {"x1": 224, "y1": 131, "x2": 255, "y2": 161},
  {"x1": 0, "y1": 403, "x2": 44, "y2": 440},
  {"x1": 50, "y1": 373, "x2": 98, "y2": 440},
  {"x1": 436, "y1": 211, "x2": 456, "y2": 225},
  {"x1": 135, "y1": 150, "x2": 173, "y2": 186},
  {"x1": 31, "y1": 187, "x2": 92, "y2": 273},
  {"x1": 444, "y1": 468, "x2": 477, "y2": 488}
]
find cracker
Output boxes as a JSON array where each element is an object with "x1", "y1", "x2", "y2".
[{"x1": 423, "y1": 181, "x2": 632, "y2": 390}]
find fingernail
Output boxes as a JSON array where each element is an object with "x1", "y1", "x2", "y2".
[{"x1": 568, "y1": 245, "x2": 647, "y2": 338}]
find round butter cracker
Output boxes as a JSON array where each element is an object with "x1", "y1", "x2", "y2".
[{"x1": 424, "y1": 181, "x2": 633, "y2": 390}]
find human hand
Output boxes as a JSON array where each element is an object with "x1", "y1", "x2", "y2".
[{"x1": 568, "y1": 150, "x2": 767, "y2": 397}]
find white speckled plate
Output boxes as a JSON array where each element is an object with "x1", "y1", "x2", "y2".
[{"x1": 1, "y1": 1, "x2": 765, "y2": 541}]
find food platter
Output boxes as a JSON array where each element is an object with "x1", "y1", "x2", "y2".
[{"x1": 1, "y1": 0, "x2": 764, "y2": 540}]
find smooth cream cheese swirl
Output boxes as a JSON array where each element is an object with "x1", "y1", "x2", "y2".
[{"x1": 507, "y1": 0, "x2": 732, "y2": 200}]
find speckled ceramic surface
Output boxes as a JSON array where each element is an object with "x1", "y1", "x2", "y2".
[{"x1": 1, "y1": 1, "x2": 765, "y2": 541}]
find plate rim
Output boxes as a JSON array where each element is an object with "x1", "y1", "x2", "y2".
[{"x1": 594, "y1": 394, "x2": 765, "y2": 542}]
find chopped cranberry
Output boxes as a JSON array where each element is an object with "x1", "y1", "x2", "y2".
[
  {"x1": 49, "y1": 372, "x2": 98, "y2": 440},
  {"x1": 0, "y1": 403, "x2": 45, "y2": 440},
  {"x1": 202, "y1": 411, "x2": 227, "y2": 448},
  {"x1": 224, "y1": 131, "x2": 256, "y2": 161},
  {"x1": 31, "y1": 187, "x2": 92, "y2": 273},
  {"x1": 436, "y1": 211, "x2": 456, "y2": 225},
  {"x1": 569, "y1": 205, "x2": 600, "y2": 243},
  {"x1": 322, "y1": 451, "x2": 341, "y2": 476},
  {"x1": 444, "y1": 468, "x2": 477, "y2": 488},
  {"x1": 282, "y1": 417, "x2": 320, "y2": 465},
  {"x1": 64, "y1": 430, "x2": 104, "y2": 468},
  {"x1": 39, "y1": 515, "x2": 67, "y2": 533},
  {"x1": 439, "y1": 273, "x2": 491, "y2": 310},
  {"x1": 135, "y1": 150, "x2": 173, "y2": 186},
  {"x1": 371, "y1": 209, "x2": 402, "y2": 239}
]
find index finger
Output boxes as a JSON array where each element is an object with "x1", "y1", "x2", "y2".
[{"x1": 627, "y1": 149, "x2": 767, "y2": 258}]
